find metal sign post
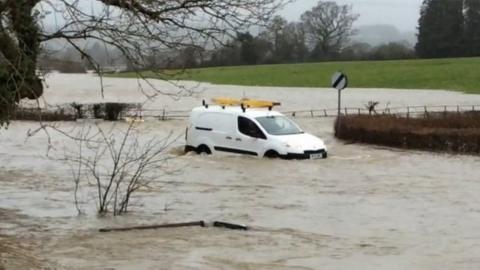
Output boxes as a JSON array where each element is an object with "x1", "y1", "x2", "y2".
[
  {"x1": 338, "y1": 87, "x2": 342, "y2": 117},
  {"x1": 331, "y1": 71, "x2": 348, "y2": 132},
  {"x1": 331, "y1": 71, "x2": 348, "y2": 116}
]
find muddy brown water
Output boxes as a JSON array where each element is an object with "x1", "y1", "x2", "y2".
[{"x1": 2, "y1": 74, "x2": 480, "y2": 269}]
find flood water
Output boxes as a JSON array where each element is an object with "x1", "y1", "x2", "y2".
[{"x1": 2, "y1": 74, "x2": 480, "y2": 269}]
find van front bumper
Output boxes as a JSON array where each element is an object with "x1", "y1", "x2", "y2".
[{"x1": 282, "y1": 149, "x2": 327, "y2": 160}]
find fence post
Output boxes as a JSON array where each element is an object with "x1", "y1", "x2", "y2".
[
  {"x1": 324, "y1": 109, "x2": 327, "y2": 117},
  {"x1": 358, "y1": 108, "x2": 361, "y2": 115},
  {"x1": 310, "y1": 110, "x2": 314, "y2": 117},
  {"x1": 407, "y1": 106, "x2": 410, "y2": 119},
  {"x1": 457, "y1": 105, "x2": 460, "y2": 113},
  {"x1": 162, "y1": 109, "x2": 166, "y2": 121}
]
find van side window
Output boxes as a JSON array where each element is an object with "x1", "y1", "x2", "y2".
[{"x1": 238, "y1": 116, "x2": 266, "y2": 139}]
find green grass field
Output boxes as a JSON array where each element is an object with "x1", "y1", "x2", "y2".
[{"x1": 113, "y1": 57, "x2": 480, "y2": 94}]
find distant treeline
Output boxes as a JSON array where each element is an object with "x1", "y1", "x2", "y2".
[
  {"x1": 161, "y1": 1, "x2": 417, "y2": 69},
  {"x1": 198, "y1": 36, "x2": 415, "y2": 68},
  {"x1": 157, "y1": 0, "x2": 480, "y2": 68},
  {"x1": 38, "y1": 58, "x2": 86, "y2": 73},
  {"x1": 38, "y1": 0, "x2": 480, "y2": 73}
]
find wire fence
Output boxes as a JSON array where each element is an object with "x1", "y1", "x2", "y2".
[
  {"x1": 133, "y1": 104, "x2": 480, "y2": 121},
  {"x1": 17, "y1": 104, "x2": 480, "y2": 122}
]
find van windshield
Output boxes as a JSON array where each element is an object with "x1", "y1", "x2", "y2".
[{"x1": 256, "y1": 116, "x2": 303, "y2": 136}]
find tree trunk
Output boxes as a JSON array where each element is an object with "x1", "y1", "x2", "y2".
[{"x1": 6, "y1": 0, "x2": 43, "y2": 100}]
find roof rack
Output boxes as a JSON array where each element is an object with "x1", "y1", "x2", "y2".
[{"x1": 211, "y1": 97, "x2": 281, "y2": 111}]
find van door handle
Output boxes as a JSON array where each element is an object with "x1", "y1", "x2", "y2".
[
  {"x1": 235, "y1": 138, "x2": 242, "y2": 141},
  {"x1": 226, "y1": 136, "x2": 232, "y2": 140}
]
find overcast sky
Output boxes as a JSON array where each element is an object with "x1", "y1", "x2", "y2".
[
  {"x1": 43, "y1": 0, "x2": 423, "y2": 34},
  {"x1": 279, "y1": 0, "x2": 423, "y2": 32}
]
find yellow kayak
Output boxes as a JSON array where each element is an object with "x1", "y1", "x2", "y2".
[{"x1": 212, "y1": 97, "x2": 281, "y2": 108}]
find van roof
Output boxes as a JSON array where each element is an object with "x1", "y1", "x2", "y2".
[{"x1": 192, "y1": 106, "x2": 283, "y2": 118}]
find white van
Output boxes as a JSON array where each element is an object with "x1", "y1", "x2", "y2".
[{"x1": 185, "y1": 105, "x2": 327, "y2": 159}]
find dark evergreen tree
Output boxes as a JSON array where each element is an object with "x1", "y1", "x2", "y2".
[
  {"x1": 464, "y1": 0, "x2": 480, "y2": 56},
  {"x1": 416, "y1": 0, "x2": 464, "y2": 58}
]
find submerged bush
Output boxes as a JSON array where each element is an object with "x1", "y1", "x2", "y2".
[
  {"x1": 104, "y1": 103, "x2": 129, "y2": 121},
  {"x1": 92, "y1": 103, "x2": 104, "y2": 119},
  {"x1": 13, "y1": 107, "x2": 76, "y2": 121},
  {"x1": 12, "y1": 102, "x2": 137, "y2": 122},
  {"x1": 70, "y1": 102, "x2": 84, "y2": 119},
  {"x1": 335, "y1": 113, "x2": 480, "y2": 155}
]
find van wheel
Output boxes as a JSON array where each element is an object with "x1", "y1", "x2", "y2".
[
  {"x1": 184, "y1": 145, "x2": 196, "y2": 153},
  {"x1": 196, "y1": 145, "x2": 212, "y2": 155},
  {"x1": 264, "y1": 150, "x2": 279, "y2": 159}
]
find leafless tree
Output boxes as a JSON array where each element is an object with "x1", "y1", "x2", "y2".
[
  {"x1": 0, "y1": 0, "x2": 289, "y2": 127},
  {"x1": 63, "y1": 122, "x2": 180, "y2": 215},
  {"x1": 301, "y1": 1, "x2": 358, "y2": 60}
]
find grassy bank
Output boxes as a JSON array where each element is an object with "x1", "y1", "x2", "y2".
[
  {"x1": 112, "y1": 57, "x2": 480, "y2": 94},
  {"x1": 335, "y1": 113, "x2": 480, "y2": 155}
]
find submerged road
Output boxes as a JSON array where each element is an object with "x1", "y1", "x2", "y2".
[{"x1": 1, "y1": 73, "x2": 479, "y2": 269}]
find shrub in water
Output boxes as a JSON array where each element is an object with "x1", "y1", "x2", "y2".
[
  {"x1": 70, "y1": 102, "x2": 84, "y2": 119},
  {"x1": 104, "y1": 103, "x2": 128, "y2": 121},
  {"x1": 92, "y1": 103, "x2": 104, "y2": 119}
]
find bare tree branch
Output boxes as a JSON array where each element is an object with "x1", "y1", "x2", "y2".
[
  {"x1": 301, "y1": 1, "x2": 358, "y2": 60},
  {"x1": 0, "y1": 0, "x2": 289, "y2": 126},
  {"x1": 59, "y1": 121, "x2": 181, "y2": 215}
]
